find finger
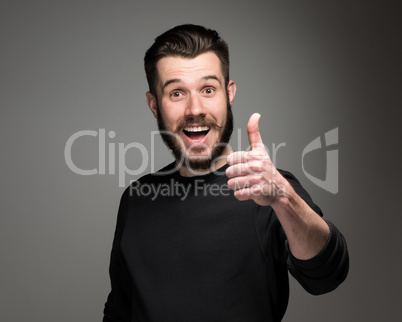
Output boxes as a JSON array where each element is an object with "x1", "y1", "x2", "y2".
[
  {"x1": 227, "y1": 151, "x2": 248, "y2": 165},
  {"x1": 227, "y1": 151, "x2": 270, "y2": 166},
  {"x1": 248, "y1": 149, "x2": 271, "y2": 162},
  {"x1": 227, "y1": 177, "x2": 260, "y2": 191},
  {"x1": 226, "y1": 163, "x2": 249, "y2": 178},
  {"x1": 247, "y1": 113, "x2": 264, "y2": 150},
  {"x1": 233, "y1": 186, "x2": 260, "y2": 201},
  {"x1": 226, "y1": 161, "x2": 265, "y2": 178}
]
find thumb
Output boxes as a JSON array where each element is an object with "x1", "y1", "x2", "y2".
[{"x1": 247, "y1": 113, "x2": 263, "y2": 150}]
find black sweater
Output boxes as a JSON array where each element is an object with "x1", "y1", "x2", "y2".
[{"x1": 103, "y1": 163, "x2": 349, "y2": 321}]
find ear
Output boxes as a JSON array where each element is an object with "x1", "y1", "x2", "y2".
[
  {"x1": 146, "y1": 91, "x2": 158, "y2": 119},
  {"x1": 227, "y1": 80, "x2": 237, "y2": 107}
]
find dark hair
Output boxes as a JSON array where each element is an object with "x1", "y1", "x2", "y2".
[{"x1": 144, "y1": 24, "x2": 230, "y2": 97}]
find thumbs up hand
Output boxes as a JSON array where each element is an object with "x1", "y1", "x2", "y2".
[{"x1": 226, "y1": 113, "x2": 287, "y2": 206}]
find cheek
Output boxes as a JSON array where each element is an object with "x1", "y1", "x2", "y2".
[
  {"x1": 160, "y1": 109, "x2": 181, "y2": 130},
  {"x1": 215, "y1": 106, "x2": 228, "y2": 125}
]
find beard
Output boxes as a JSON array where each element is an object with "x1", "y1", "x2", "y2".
[{"x1": 156, "y1": 99, "x2": 233, "y2": 172}]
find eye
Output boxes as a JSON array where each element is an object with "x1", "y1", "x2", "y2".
[
  {"x1": 203, "y1": 87, "x2": 215, "y2": 95},
  {"x1": 170, "y1": 91, "x2": 183, "y2": 99}
]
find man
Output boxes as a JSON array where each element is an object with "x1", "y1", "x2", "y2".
[{"x1": 103, "y1": 24, "x2": 349, "y2": 322}]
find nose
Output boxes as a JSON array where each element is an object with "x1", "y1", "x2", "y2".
[{"x1": 184, "y1": 94, "x2": 206, "y2": 118}]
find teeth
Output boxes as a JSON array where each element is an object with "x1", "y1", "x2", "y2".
[{"x1": 184, "y1": 126, "x2": 210, "y2": 132}]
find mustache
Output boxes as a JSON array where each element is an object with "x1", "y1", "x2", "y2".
[{"x1": 176, "y1": 117, "x2": 223, "y2": 132}]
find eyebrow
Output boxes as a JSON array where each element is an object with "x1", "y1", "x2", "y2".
[
  {"x1": 161, "y1": 75, "x2": 222, "y2": 92},
  {"x1": 202, "y1": 75, "x2": 221, "y2": 85},
  {"x1": 161, "y1": 79, "x2": 181, "y2": 92}
]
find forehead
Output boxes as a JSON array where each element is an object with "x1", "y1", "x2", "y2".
[{"x1": 156, "y1": 52, "x2": 224, "y2": 88}]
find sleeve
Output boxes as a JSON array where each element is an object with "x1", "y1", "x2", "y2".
[
  {"x1": 279, "y1": 170, "x2": 349, "y2": 295},
  {"x1": 103, "y1": 188, "x2": 132, "y2": 322}
]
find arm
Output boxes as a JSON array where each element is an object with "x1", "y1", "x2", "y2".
[
  {"x1": 279, "y1": 170, "x2": 349, "y2": 294},
  {"x1": 226, "y1": 113, "x2": 329, "y2": 259},
  {"x1": 270, "y1": 175, "x2": 329, "y2": 260},
  {"x1": 103, "y1": 188, "x2": 132, "y2": 322},
  {"x1": 226, "y1": 113, "x2": 348, "y2": 293},
  {"x1": 286, "y1": 219, "x2": 349, "y2": 295}
]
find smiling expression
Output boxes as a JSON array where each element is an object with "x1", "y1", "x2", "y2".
[{"x1": 147, "y1": 52, "x2": 236, "y2": 174}]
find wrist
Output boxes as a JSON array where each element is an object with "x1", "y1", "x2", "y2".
[{"x1": 270, "y1": 177, "x2": 295, "y2": 211}]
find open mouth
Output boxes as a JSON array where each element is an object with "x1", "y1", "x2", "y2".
[{"x1": 183, "y1": 126, "x2": 210, "y2": 141}]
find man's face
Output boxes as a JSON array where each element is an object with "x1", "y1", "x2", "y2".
[{"x1": 147, "y1": 52, "x2": 236, "y2": 171}]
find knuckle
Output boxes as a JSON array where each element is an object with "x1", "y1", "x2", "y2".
[{"x1": 248, "y1": 162, "x2": 263, "y2": 173}]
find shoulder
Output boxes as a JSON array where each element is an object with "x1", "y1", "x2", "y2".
[
  {"x1": 119, "y1": 162, "x2": 177, "y2": 201},
  {"x1": 277, "y1": 169, "x2": 301, "y2": 185},
  {"x1": 130, "y1": 162, "x2": 177, "y2": 186}
]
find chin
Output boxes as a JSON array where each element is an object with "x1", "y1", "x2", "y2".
[
  {"x1": 182, "y1": 154, "x2": 212, "y2": 171},
  {"x1": 186, "y1": 160, "x2": 212, "y2": 171}
]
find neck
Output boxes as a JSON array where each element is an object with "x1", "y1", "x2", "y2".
[{"x1": 177, "y1": 146, "x2": 233, "y2": 177}]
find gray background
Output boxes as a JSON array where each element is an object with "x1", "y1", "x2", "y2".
[{"x1": 1, "y1": 0, "x2": 401, "y2": 321}]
